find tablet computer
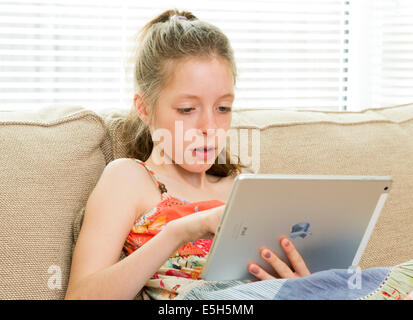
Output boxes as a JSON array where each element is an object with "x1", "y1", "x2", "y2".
[{"x1": 201, "y1": 174, "x2": 392, "y2": 281}]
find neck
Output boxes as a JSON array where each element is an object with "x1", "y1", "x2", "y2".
[{"x1": 146, "y1": 149, "x2": 217, "y2": 190}]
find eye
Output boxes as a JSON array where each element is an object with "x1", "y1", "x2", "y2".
[
  {"x1": 217, "y1": 106, "x2": 232, "y2": 113},
  {"x1": 177, "y1": 107, "x2": 195, "y2": 114}
]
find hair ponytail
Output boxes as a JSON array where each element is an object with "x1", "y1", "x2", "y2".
[{"x1": 139, "y1": 9, "x2": 197, "y2": 41}]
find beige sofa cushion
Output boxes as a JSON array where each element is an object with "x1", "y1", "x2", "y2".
[
  {"x1": 0, "y1": 105, "x2": 110, "y2": 299},
  {"x1": 230, "y1": 103, "x2": 413, "y2": 269},
  {"x1": 100, "y1": 103, "x2": 413, "y2": 269}
]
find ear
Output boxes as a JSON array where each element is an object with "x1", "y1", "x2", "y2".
[{"x1": 134, "y1": 93, "x2": 150, "y2": 125}]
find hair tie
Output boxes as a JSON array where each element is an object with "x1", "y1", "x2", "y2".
[{"x1": 170, "y1": 14, "x2": 187, "y2": 21}]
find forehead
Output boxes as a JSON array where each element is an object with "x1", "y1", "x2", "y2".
[{"x1": 162, "y1": 56, "x2": 234, "y2": 100}]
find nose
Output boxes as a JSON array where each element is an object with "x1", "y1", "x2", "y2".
[{"x1": 199, "y1": 108, "x2": 217, "y2": 135}]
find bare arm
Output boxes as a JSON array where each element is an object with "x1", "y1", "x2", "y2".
[
  {"x1": 65, "y1": 158, "x2": 223, "y2": 300},
  {"x1": 65, "y1": 159, "x2": 185, "y2": 300},
  {"x1": 66, "y1": 222, "x2": 184, "y2": 300}
]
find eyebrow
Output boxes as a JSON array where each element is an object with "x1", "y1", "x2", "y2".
[{"x1": 175, "y1": 93, "x2": 234, "y2": 101}]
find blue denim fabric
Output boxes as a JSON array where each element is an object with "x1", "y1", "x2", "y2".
[
  {"x1": 184, "y1": 279, "x2": 288, "y2": 300},
  {"x1": 183, "y1": 267, "x2": 392, "y2": 300},
  {"x1": 273, "y1": 267, "x2": 391, "y2": 300}
]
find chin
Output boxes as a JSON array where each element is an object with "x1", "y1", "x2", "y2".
[
  {"x1": 175, "y1": 150, "x2": 219, "y2": 173},
  {"x1": 180, "y1": 162, "x2": 215, "y2": 173},
  {"x1": 176, "y1": 154, "x2": 218, "y2": 172}
]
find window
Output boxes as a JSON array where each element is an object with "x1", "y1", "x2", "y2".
[
  {"x1": 1, "y1": 0, "x2": 411, "y2": 112},
  {"x1": 347, "y1": 0, "x2": 413, "y2": 110}
]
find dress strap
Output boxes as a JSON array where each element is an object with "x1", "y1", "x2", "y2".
[
  {"x1": 133, "y1": 158, "x2": 241, "y2": 199},
  {"x1": 132, "y1": 158, "x2": 169, "y2": 198}
]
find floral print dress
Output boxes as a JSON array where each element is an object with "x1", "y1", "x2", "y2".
[{"x1": 122, "y1": 158, "x2": 241, "y2": 300}]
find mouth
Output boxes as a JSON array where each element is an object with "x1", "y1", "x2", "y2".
[
  {"x1": 193, "y1": 146, "x2": 216, "y2": 152},
  {"x1": 192, "y1": 146, "x2": 217, "y2": 159}
]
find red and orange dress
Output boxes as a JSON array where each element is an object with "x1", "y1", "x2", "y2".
[{"x1": 122, "y1": 158, "x2": 241, "y2": 300}]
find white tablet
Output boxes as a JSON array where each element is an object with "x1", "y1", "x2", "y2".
[{"x1": 201, "y1": 174, "x2": 392, "y2": 281}]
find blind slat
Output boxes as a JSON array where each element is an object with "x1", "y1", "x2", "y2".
[{"x1": 0, "y1": 0, "x2": 349, "y2": 111}]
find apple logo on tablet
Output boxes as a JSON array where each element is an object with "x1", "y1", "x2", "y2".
[{"x1": 290, "y1": 222, "x2": 312, "y2": 239}]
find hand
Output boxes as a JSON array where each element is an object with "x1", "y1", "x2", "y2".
[
  {"x1": 166, "y1": 205, "x2": 225, "y2": 245},
  {"x1": 248, "y1": 236, "x2": 311, "y2": 279}
]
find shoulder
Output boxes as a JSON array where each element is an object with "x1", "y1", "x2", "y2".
[
  {"x1": 102, "y1": 158, "x2": 158, "y2": 211},
  {"x1": 104, "y1": 158, "x2": 151, "y2": 186},
  {"x1": 82, "y1": 158, "x2": 158, "y2": 231},
  {"x1": 88, "y1": 158, "x2": 144, "y2": 209},
  {"x1": 105, "y1": 157, "x2": 144, "y2": 175}
]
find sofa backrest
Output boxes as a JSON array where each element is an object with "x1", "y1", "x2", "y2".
[{"x1": 1, "y1": 103, "x2": 412, "y2": 299}]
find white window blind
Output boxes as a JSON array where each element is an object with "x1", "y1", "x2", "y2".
[
  {"x1": 347, "y1": 0, "x2": 413, "y2": 110},
  {"x1": 1, "y1": 0, "x2": 350, "y2": 112}
]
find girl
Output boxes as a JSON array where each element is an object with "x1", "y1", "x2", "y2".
[
  {"x1": 65, "y1": 9, "x2": 310, "y2": 300},
  {"x1": 65, "y1": 9, "x2": 413, "y2": 300}
]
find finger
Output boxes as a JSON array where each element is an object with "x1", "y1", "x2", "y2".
[
  {"x1": 248, "y1": 263, "x2": 276, "y2": 280},
  {"x1": 280, "y1": 237, "x2": 311, "y2": 277},
  {"x1": 260, "y1": 247, "x2": 296, "y2": 278}
]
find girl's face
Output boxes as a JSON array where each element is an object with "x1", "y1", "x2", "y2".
[{"x1": 152, "y1": 56, "x2": 234, "y2": 173}]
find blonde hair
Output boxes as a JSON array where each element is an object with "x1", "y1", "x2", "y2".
[{"x1": 120, "y1": 9, "x2": 246, "y2": 176}]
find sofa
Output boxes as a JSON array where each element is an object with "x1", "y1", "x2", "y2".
[{"x1": 1, "y1": 103, "x2": 412, "y2": 299}]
